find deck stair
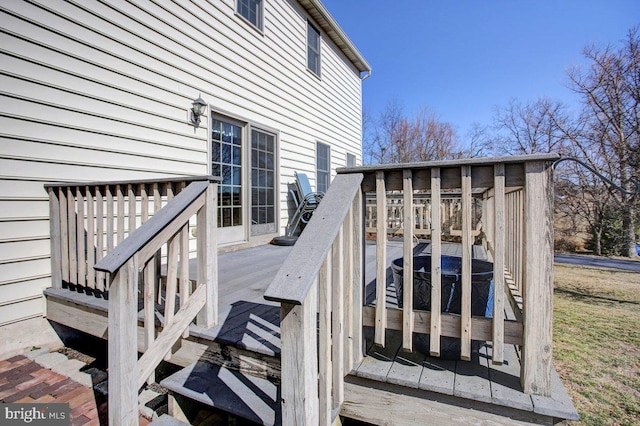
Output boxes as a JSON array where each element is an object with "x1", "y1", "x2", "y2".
[
  {"x1": 149, "y1": 414, "x2": 190, "y2": 425},
  {"x1": 160, "y1": 361, "x2": 281, "y2": 425}
]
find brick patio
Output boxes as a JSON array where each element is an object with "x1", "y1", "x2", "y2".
[{"x1": 0, "y1": 354, "x2": 151, "y2": 426}]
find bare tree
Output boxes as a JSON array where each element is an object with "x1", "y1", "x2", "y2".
[
  {"x1": 413, "y1": 107, "x2": 461, "y2": 161},
  {"x1": 493, "y1": 97, "x2": 570, "y2": 155},
  {"x1": 564, "y1": 27, "x2": 640, "y2": 257},
  {"x1": 367, "y1": 102, "x2": 461, "y2": 164},
  {"x1": 465, "y1": 122, "x2": 495, "y2": 157}
]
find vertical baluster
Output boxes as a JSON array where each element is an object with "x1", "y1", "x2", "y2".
[
  {"x1": 318, "y1": 253, "x2": 332, "y2": 426},
  {"x1": 140, "y1": 183, "x2": 155, "y2": 384},
  {"x1": 106, "y1": 185, "x2": 114, "y2": 291},
  {"x1": 86, "y1": 186, "x2": 95, "y2": 293},
  {"x1": 352, "y1": 189, "x2": 364, "y2": 365},
  {"x1": 518, "y1": 190, "x2": 524, "y2": 293},
  {"x1": 460, "y1": 165, "x2": 473, "y2": 361},
  {"x1": 117, "y1": 184, "x2": 125, "y2": 244},
  {"x1": 154, "y1": 183, "x2": 162, "y2": 304},
  {"x1": 128, "y1": 184, "x2": 136, "y2": 238},
  {"x1": 95, "y1": 186, "x2": 105, "y2": 294},
  {"x1": 164, "y1": 234, "x2": 179, "y2": 361},
  {"x1": 59, "y1": 188, "x2": 69, "y2": 288},
  {"x1": 48, "y1": 187, "x2": 62, "y2": 289},
  {"x1": 375, "y1": 171, "x2": 387, "y2": 346},
  {"x1": 402, "y1": 169, "x2": 414, "y2": 351},
  {"x1": 76, "y1": 187, "x2": 86, "y2": 292},
  {"x1": 106, "y1": 185, "x2": 114, "y2": 253},
  {"x1": 343, "y1": 205, "x2": 354, "y2": 372},
  {"x1": 493, "y1": 165, "x2": 506, "y2": 364},
  {"x1": 180, "y1": 223, "x2": 190, "y2": 338},
  {"x1": 67, "y1": 187, "x2": 78, "y2": 289},
  {"x1": 506, "y1": 193, "x2": 512, "y2": 279},
  {"x1": 332, "y1": 226, "x2": 344, "y2": 408},
  {"x1": 430, "y1": 168, "x2": 442, "y2": 356}
]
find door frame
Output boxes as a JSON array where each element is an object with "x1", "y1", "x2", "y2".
[{"x1": 208, "y1": 110, "x2": 280, "y2": 246}]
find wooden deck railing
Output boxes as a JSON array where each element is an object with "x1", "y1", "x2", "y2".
[
  {"x1": 267, "y1": 154, "x2": 557, "y2": 422},
  {"x1": 364, "y1": 193, "x2": 483, "y2": 239},
  {"x1": 48, "y1": 176, "x2": 219, "y2": 425},
  {"x1": 45, "y1": 177, "x2": 209, "y2": 296},
  {"x1": 264, "y1": 173, "x2": 364, "y2": 425}
]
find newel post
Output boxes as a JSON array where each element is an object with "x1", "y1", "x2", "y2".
[
  {"x1": 197, "y1": 180, "x2": 218, "y2": 328},
  {"x1": 108, "y1": 257, "x2": 139, "y2": 425},
  {"x1": 280, "y1": 290, "x2": 319, "y2": 425},
  {"x1": 521, "y1": 160, "x2": 554, "y2": 396}
]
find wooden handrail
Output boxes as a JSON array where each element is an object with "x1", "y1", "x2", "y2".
[
  {"x1": 94, "y1": 180, "x2": 209, "y2": 273},
  {"x1": 264, "y1": 173, "x2": 364, "y2": 425},
  {"x1": 94, "y1": 178, "x2": 217, "y2": 274},
  {"x1": 43, "y1": 175, "x2": 218, "y2": 189},
  {"x1": 338, "y1": 153, "x2": 560, "y2": 174},
  {"x1": 264, "y1": 173, "x2": 364, "y2": 305}
]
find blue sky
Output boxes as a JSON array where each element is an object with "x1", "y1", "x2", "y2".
[{"x1": 321, "y1": 0, "x2": 640, "y2": 143}]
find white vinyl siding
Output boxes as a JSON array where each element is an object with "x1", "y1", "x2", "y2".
[{"x1": 0, "y1": 0, "x2": 364, "y2": 324}]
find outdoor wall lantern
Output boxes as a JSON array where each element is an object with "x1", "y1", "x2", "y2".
[{"x1": 190, "y1": 94, "x2": 207, "y2": 127}]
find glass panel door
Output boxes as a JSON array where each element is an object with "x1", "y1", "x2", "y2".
[
  {"x1": 251, "y1": 129, "x2": 277, "y2": 236},
  {"x1": 212, "y1": 118, "x2": 245, "y2": 245}
]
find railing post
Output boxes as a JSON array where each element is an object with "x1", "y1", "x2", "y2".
[
  {"x1": 402, "y1": 169, "x2": 414, "y2": 351},
  {"x1": 197, "y1": 181, "x2": 218, "y2": 328},
  {"x1": 375, "y1": 171, "x2": 387, "y2": 346},
  {"x1": 280, "y1": 292, "x2": 319, "y2": 425},
  {"x1": 492, "y1": 164, "x2": 506, "y2": 364},
  {"x1": 460, "y1": 165, "x2": 473, "y2": 361},
  {"x1": 48, "y1": 187, "x2": 62, "y2": 289},
  {"x1": 108, "y1": 256, "x2": 139, "y2": 426},
  {"x1": 521, "y1": 161, "x2": 554, "y2": 396},
  {"x1": 352, "y1": 188, "x2": 364, "y2": 365},
  {"x1": 430, "y1": 167, "x2": 442, "y2": 356}
]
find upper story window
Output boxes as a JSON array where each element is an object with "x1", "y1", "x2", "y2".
[
  {"x1": 307, "y1": 21, "x2": 321, "y2": 77},
  {"x1": 316, "y1": 142, "x2": 330, "y2": 193},
  {"x1": 346, "y1": 153, "x2": 356, "y2": 167},
  {"x1": 237, "y1": 0, "x2": 263, "y2": 31}
]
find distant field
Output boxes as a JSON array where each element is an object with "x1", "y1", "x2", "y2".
[{"x1": 553, "y1": 263, "x2": 640, "y2": 425}]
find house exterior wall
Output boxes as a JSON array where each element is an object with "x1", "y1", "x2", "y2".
[{"x1": 0, "y1": 0, "x2": 365, "y2": 325}]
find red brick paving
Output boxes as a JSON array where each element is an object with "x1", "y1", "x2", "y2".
[
  {"x1": 0, "y1": 354, "x2": 152, "y2": 425},
  {"x1": 0, "y1": 355, "x2": 96, "y2": 423}
]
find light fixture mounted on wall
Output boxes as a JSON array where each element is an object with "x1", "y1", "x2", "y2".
[{"x1": 190, "y1": 94, "x2": 207, "y2": 127}]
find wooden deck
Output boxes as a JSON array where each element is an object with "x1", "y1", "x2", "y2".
[{"x1": 44, "y1": 241, "x2": 578, "y2": 424}]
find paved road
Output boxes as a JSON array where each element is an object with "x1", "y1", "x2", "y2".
[{"x1": 554, "y1": 253, "x2": 640, "y2": 272}]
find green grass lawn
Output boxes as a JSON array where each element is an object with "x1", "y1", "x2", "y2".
[{"x1": 553, "y1": 263, "x2": 640, "y2": 425}]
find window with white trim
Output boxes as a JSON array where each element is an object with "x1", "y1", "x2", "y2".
[
  {"x1": 316, "y1": 142, "x2": 330, "y2": 193},
  {"x1": 346, "y1": 152, "x2": 357, "y2": 167},
  {"x1": 237, "y1": 0, "x2": 263, "y2": 31},
  {"x1": 307, "y1": 21, "x2": 321, "y2": 76}
]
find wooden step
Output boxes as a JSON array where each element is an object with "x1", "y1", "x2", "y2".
[
  {"x1": 160, "y1": 361, "x2": 281, "y2": 426},
  {"x1": 149, "y1": 414, "x2": 190, "y2": 425}
]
